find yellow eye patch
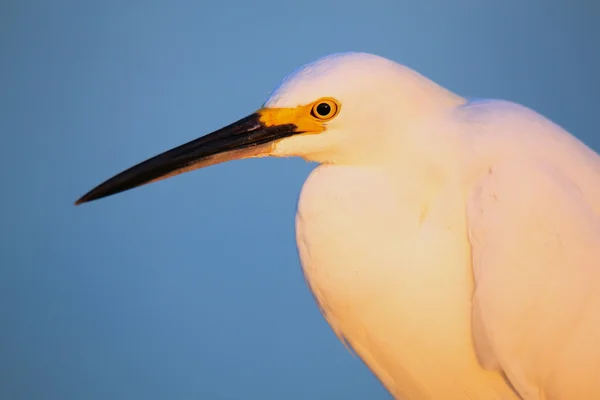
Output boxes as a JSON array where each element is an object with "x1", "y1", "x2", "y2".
[{"x1": 258, "y1": 97, "x2": 341, "y2": 135}]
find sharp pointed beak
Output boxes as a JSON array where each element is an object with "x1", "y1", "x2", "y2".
[{"x1": 74, "y1": 112, "x2": 301, "y2": 205}]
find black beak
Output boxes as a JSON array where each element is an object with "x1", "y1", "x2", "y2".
[{"x1": 75, "y1": 113, "x2": 298, "y2": 205}]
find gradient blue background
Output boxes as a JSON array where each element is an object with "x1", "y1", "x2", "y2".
[{"x1": 2, "y1": 1, "x2": 599, "y2": 399}]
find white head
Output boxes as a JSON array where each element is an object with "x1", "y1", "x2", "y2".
[
  {"x1": 265, "y1": 52, "x2": 464, "y2": 164},
  {"x1": 76, "y1": 52, "x2": 465, "y2": 205}
]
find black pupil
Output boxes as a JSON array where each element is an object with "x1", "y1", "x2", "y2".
[{"x1": 316, "y1": 102, "x2": 331, "y2": 116}]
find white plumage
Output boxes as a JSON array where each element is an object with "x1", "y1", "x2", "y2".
[{"x1": 269, "y1": 53, "x2": 600, "y2": 399}]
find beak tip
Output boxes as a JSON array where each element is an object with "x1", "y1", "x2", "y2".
[{"x1": 74, "y1": 192, "x2": 96, "y2": 206}]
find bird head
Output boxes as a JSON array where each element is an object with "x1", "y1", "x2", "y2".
[{"x1": 75, "y1": 52, "x2": 462, "y2": 205}]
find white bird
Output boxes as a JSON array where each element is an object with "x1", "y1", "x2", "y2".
[{"x1": 76, "y1": 52, "x2": 600, "y2": 400}]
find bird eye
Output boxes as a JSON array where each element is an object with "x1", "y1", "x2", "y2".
[{"x1": 310, "y1": 98, "x2": 339, "y2": 121}]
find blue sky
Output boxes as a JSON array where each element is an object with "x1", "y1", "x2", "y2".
[{"x1": 2, "y1": 0, "x2": 599, "y2": 399}]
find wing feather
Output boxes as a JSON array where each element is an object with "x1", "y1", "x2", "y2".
[{"x1": 467, "y1": 159, "x2": 600, "y2": 399}]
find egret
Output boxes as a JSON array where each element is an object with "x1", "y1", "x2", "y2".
[{"x1": 76, "y1": 52, "x2": 600, "y2": 399}]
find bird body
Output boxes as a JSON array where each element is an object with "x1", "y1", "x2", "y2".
[
  {"x1": 296, "y1": 162, "x2": 518, "y2": 399},
  {"x1": 76, "y1": 52, "x2": 600, "y2": 399},
  {"x1": 295, "y1": 97, "x2": 600, "y2": 399}
]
